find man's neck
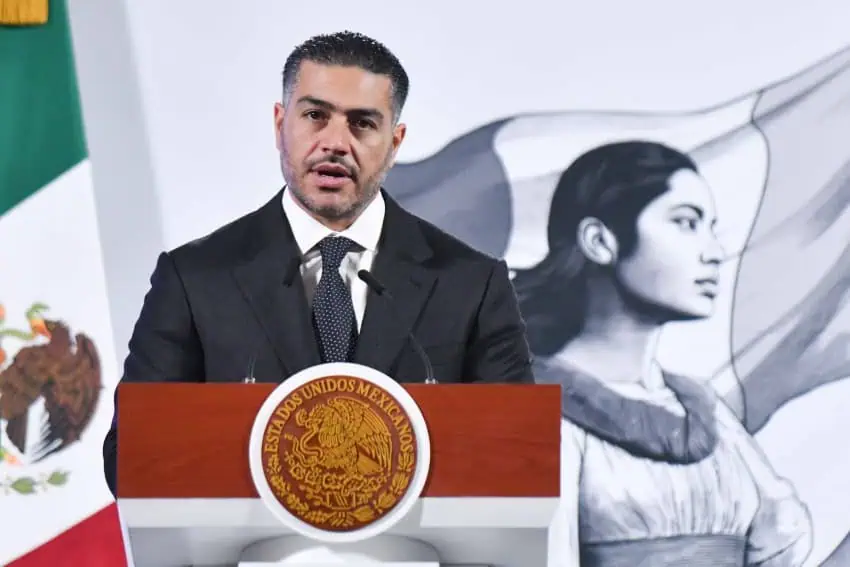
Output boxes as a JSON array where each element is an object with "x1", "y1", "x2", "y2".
[
  {"x1": 282, "y1": 187, "x2": 386, "y2": 256},
  {"x1": 290, "y1": 190, "x2": 377, "y2": 233}
]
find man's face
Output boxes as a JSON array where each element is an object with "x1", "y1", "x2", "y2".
[{"x1": 274, "y1": 61, "x2": 406, "y2": 228}]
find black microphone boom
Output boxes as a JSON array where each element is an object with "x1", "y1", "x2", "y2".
[
  {"x1": 357, "y1": 269, "x2": 437, "y2": 384},
  {"x1": 282, "y1": 255, "x2": 302, "y2": 286}
]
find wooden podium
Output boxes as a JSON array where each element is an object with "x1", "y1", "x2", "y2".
[{"x1": 116, "y1": 382, "x2": 561, "y2": 567}]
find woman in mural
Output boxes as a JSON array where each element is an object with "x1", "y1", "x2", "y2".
[{"x1": 512, "y1": 140, "x2": 813, "y2": 567}]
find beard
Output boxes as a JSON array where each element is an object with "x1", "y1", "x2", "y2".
[{"x1": 281, "y1": 149, "x2": 393, "y2": 223}]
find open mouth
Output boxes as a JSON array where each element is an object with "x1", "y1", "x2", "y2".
[
  {"x1": 310, "y1": 163, "x2": 353, "y2": 189},
  {"x1": 312, "y1": 163, "x2": 351, "y2": 178}
]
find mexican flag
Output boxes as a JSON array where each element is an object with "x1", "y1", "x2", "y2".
[{"x1": 0, "y1": 0, "x2": 129, "y2": 564}]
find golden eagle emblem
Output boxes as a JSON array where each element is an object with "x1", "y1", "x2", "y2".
[
  {"x1": 0, "y1": 302, "x2": 102, "y2": 465},
  {"x1": 289, "y1": 396, "x2": 392, "y2": 477},
  {"x1": 261, "y1": 376, "x2": 417, "y2": 531}
]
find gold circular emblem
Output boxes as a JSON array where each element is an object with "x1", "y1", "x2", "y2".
[{"x1": 260, "y1": 374, "x2": 418, "y2": 531}]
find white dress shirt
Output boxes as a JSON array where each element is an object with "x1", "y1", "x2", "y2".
[{"x1": 281, "y1": 187, "x2": 385, "y2": 331}]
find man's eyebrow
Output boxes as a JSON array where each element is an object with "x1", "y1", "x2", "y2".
[
  {"x1": 296, "y1": 96, "x2": 384, "y2": 120},
  {"x1": 296, "y1": 95, "x2": 334, "y2": 110}
]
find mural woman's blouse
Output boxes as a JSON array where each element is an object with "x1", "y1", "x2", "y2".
[{"x1": 541, "y1": 362, "x2": 812, "y2": 567}]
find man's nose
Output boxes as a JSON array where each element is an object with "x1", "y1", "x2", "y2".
[{"x1": 319, "y1": 117, "x2": 351, "y2": 154}]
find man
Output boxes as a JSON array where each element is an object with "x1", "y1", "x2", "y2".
[{"x1": 102, "y1": 31, "x2": 533, "y2": 496}]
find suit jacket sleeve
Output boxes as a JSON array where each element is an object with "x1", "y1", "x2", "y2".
[
  {"x1": 102, "y1": 251, "x2": 205, "y2": 497},
  {"x1": 462, "y1": 259, "x2": 534, "y2": 383}
]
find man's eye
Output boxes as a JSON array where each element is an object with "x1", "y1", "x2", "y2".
[{"x1": 353, "y1": 119, "x2": 375, "y2": 129}]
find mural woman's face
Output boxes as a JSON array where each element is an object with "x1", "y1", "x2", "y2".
[{"x1": 615, "y1": 169, "x2": 724, "y2": 320}]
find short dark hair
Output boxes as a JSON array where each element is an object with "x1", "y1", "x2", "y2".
[{"x1": 282, "y1": 31, "x2": 409, "y2": 122}]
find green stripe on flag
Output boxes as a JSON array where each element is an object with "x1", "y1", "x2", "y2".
[{"x1": 0, "y1": 0, "x2": 86, "y2": 217}]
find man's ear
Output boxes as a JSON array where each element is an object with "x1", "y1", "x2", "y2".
[
  {"x1": 273, "y1": 102, "x2": 285, "y2": 150},
  {"x1": 576, "y1": 217, "x2": 619, "y2": 265},
  {"x1": 388, "y1": 122, "x2": 407, "y2": 165}
]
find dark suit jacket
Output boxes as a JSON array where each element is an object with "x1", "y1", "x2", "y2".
[{"x1": 103, "y1": 188, "x2": 532, "y2": 496}]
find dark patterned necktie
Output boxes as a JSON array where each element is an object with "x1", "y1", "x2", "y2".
[{"x1": 312, "y1": 236, "x2": 359, "y2": 363}]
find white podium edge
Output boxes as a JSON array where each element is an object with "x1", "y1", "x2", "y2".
[{"x1": 118, "y1": 496, "x2": 558, "y2": 530}]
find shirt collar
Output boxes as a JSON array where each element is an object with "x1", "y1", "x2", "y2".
[{"x1": 281, "y1": 187, "x2": 385, "y2": 257}]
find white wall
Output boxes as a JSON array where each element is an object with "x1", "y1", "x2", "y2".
[
  {"x1": 77, "y1": 0, "x2": 850, "y2": 370},
  {"x1": 66, "y1": 1, "x2": 850, "y2": 564},
  {"x1": 68, "y1": 0, "x2": 164, "y2": 371},
  {"x1": 111, "y1": 0, "x2": 850, "y2": 250}
]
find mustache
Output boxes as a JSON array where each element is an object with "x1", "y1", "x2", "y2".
[{"x1": 308, "y1": 156, "x2": 357, "y2": 179}]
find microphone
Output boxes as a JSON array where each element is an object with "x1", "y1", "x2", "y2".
[
  {"x1": 357, "y1": 270, "x2": 437, "y2": 384},
  {"x1": 242, "y1": 354, "x2": 257, "y2": 384},
  {"x1": 282, "y1": 255, "x2": 301, "y2": 286}
]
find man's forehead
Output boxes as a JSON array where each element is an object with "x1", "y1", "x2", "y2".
[{"x1": 293, "y1": 61, "x2": 393, "y2": 107}]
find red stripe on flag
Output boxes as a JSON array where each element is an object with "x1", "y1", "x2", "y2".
[{"x1": 8, "y1": 503, "x2": 129, "y2": 567}]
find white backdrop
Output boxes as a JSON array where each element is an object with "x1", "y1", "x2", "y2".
[
  {"x1": 120, "y1": 0, "x2": 850, "y2": 247},
  {"x1": 67, "y1": 1, "x2": 850, "y2": 565},
  {"x1": 68, "y1": 0, "x2": 850, "y2": 368}
]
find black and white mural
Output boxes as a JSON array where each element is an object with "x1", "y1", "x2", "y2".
[{"x1": 385, "y1": 46, "x2": 850, "y2": 567}]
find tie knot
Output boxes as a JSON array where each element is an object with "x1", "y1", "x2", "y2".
[{"x1": 317, "y1": 236, "x2": 358, "y2": 269}]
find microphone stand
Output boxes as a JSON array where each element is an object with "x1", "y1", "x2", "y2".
[{"x1": 357, "y1": 270, "x2": 438, "y2": 384}]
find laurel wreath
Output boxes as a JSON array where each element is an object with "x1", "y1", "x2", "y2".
[
  {"x1": 265, "y1": 447, "x2": 415, "y2": 528},
  {"x1": 0, "y1": 469, "x2": 69, "y2": 495}
]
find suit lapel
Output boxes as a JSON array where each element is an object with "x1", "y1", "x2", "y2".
[
  {"x1": 232, "y1": 190, "x2": 320, "y2": 378},
  {"x1": 355, "y1": 193, "x2": 437, "y2": 376}
]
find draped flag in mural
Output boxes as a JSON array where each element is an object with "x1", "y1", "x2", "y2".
[
  {"x1": 385, "y1": 47, "x2": 850, "y2": 566},
  {"x1": 386, "y1": 46, "x2": 850, "y2": 437}
]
